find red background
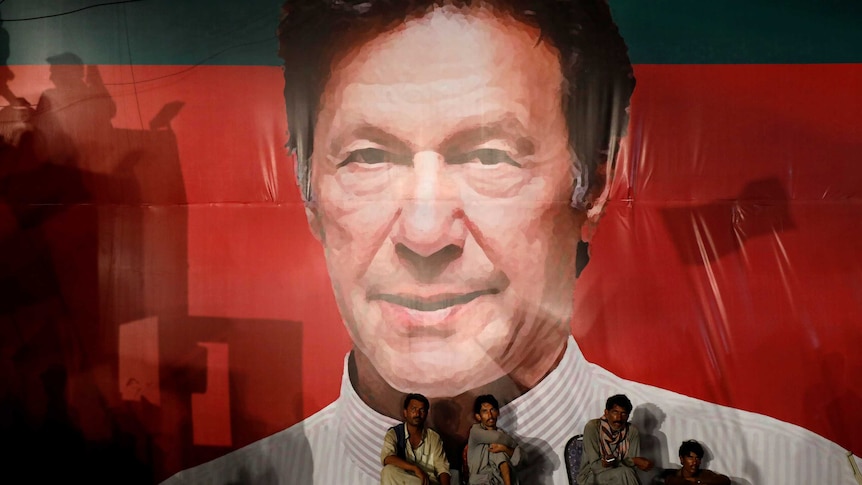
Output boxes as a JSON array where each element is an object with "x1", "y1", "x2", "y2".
[{"x1": 2, "y1": 62, "x2": 860, "y2": 481}]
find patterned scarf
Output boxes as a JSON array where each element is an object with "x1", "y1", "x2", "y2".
[{"x1": 599, "y1": 417, "x2": 629, "y2": 460}]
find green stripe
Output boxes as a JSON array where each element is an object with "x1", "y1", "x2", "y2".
[
  {"x1": 611, "y1": 0, "x2": 862, "y2": 64},
  {"x1": 3, "y1": 0, "x2": 282, "y2": 66},
  {"x1": 3, "y1": 0, "x2": 862, "y2": 66}
]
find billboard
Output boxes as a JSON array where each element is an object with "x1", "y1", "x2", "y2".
[{"x1": 0, "y1": 1, "x2": 860, "y2": 483}]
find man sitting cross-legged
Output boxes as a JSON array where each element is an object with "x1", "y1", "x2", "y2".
[{"x1": 467, "y1": 395, "x2": 523, "y2": 485}]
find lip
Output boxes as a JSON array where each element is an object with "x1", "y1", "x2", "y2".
[
  {"x1": 371, "y1": 288, "x2": 499, "y2": 331},
  {"x1": 370, "y1": 288, "x2": 499, "y2": 311}
]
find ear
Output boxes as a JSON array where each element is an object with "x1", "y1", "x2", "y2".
[
  {"x1": 474, "y1": 413, "x2": 481, "y2": 422},
  {"x1": 305, "y1": 203, "x2": 325, "y2": 243},
  {"x1": 580, "y1": 214, "x2": 599, "y2": 245},
  {"x1": 579, "y1": 161, "x2": 614, "y2": 244}
]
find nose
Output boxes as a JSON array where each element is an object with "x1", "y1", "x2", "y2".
[{"x1": 392, "y1": 151, "x2": 466, "y2": 278}]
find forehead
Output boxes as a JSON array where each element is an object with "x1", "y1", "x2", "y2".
[
  {"x1": 406, "y1": 399, "x2": 427, "y2": 410},
  {"x1": 334, "y1": 6, "x2": 544, "y2": 78},
  {"x1": 607, "y1": 405, "x2": 629, "y2": 413},
  {"x1": 479, "y1": 402, "x2": 497, "y2": 412},
  {"x1": 318, "y1": 6, "x2": 564, "y2": 147}
]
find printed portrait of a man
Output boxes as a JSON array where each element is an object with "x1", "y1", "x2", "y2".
[
  {"x1": 162, "y1": 1, "x2": 861, "y2": 484},
  {"x1": 0, "y1": 0, "x2": 859, "y2": 484}
]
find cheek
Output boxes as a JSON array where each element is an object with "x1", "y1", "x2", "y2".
[
  {"x1": 317, "y1": 178, "x2": 399, "y2": 262},
  {"x1": 468, "y1": 201, "x2": 577, "y2": 279}
]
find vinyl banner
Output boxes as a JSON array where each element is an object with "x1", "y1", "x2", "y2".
[{"x1": 0, "y1": 1, "x2": 860, "y2": 484}]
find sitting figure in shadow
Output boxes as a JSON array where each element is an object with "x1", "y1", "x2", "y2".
[
  {"x1": 631, "y1": 403, "x2": 668, "y2": 485},
  {"x1": 660, "y1": 440, "x2": 730, "y2": 485}
]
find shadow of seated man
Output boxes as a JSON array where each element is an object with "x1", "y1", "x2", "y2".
[
  {"x1": 467, "y1": 395, "x2": 524, "y2": 485},
  {"x1": 661, "y1": 440, "x2": 730, "y2": 485}
]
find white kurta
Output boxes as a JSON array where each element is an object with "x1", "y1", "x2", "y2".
[{"x1": 162, "y1": 337, "x2": 860, "y2": 485}]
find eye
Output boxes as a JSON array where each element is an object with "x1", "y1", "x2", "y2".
[
  {"x1": 337, "y1": 148, "x2": 406, "y2": 168},
  {"x1": 449, "y1": 148, "x2": 520, "y2": 167}
]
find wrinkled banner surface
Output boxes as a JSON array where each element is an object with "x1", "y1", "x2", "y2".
[{"x1": 0, "y1": 1, "x2": 860, "y2": 484}]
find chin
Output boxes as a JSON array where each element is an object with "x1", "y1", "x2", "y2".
[{"x1": 380, "y1": 352, "x2": 507, "y2": 398}]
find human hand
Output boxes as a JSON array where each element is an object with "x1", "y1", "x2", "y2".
[
  {"x1": 632, "y1": 457, "x2": 654, "y2": 471},
  {"x1": 489, "y1": 443, "x2": 512, "y2": 455},
  {"x1": 413, "y1": 466, "x2": 429, "y2": 485}
]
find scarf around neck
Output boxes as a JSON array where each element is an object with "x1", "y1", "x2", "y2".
[{"x1": 599, "y1": 417, "x2": 629, "y2": 460}]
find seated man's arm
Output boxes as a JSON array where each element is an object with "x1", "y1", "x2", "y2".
[
  {"x1": 581, "y1": 420, "x2": 614, "y2": 477},
  {"x1": 471, "y1": 426, "x2": 523, "y2": 466},
  {"x1": 469, "y1": 426, "x2": 518, "y2": 449},
  {"x1": 623, "y1": 425, "x2": 653, "y2": 471},
  {"x1": 488, "y1": 434, "x2": 524, "y2": 467},
  {"x1": 429, "y1": 431, "x2": 451, "y2": 485},
  {"x1": 381, "y1": 429, "x2": 429, "y2": 483}
]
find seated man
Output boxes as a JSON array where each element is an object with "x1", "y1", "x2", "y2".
[
  {"x1": 381, "y1": 393, "x2": 451, "y2": 485},
  {"x1": 467, "y1": 395, "x2": 523, "y2": 485},
  {"x1": 663, "y1": 440, "x2": 730, "y2": 485},
  {"x1": 578, "y1": 394, "x2": 653, "y2": 485}
]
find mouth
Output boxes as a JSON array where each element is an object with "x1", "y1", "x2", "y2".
[{"x1": 370, "y1": 288, "x2": 500, "y2": 311}]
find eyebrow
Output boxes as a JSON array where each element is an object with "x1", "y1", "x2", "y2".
[
  {"x1": 329, "y1": 115, "x2": 537, "y2": 157},
  {"x1": 441, "y1": 117, "x2": 536, "y2": 157},
  {"x1": 330, "y1": 125, "x2": 411, "y2": 154}
]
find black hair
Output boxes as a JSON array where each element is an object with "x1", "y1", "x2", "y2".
[
  {"x1": 403, "y1": 393, "x2": 430, "y2": 410},
  {"x1": 678, "y1": 439, "x2": 705, "y2": 459},
  {"x1": 278, "y1": 0, "x2": 635, "y2": 209},
  {"x1": 473, "y1": 394, "x2": 500, "y2": 415},
  {"x1": 605, "y1": 394, "x2": 633, "y2": 413}
]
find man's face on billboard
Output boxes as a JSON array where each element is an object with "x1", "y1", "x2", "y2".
[{"x1": 309, "y1": 6, "x2": 585, "y2": 396}]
